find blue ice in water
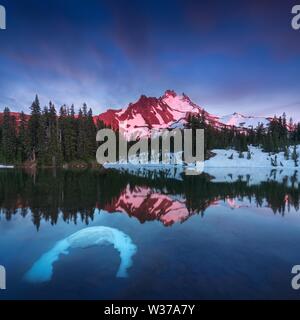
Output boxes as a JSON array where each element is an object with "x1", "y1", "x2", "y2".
[{"x1": 24, "y1": 226, "x2": 137, "y2": 282}]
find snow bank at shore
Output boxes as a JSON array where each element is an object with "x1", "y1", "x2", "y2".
[
  {"x1": 105, "y1": 146, "x2": 300, "y2": 170},
  {"x1": 0, "y1": 164, "x2": 14, "y2": 169},
  {"x1": 205, "y1": 145, "x2": 300, "y2": 168},
  {"x1": 204, "y1": 167, "x2": 298, "y2": 187},
  {"x1": 103, "y1": 146, "x2": 300, "y2": 186}
]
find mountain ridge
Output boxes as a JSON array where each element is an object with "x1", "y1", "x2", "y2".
[
  {"x1": 0, "y1": 90, "x2": 275, "y2": 137},
  {"x1": 95, "y1": 90, "x2": 272, "y2": 138}
]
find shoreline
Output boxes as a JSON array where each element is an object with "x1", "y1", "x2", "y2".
[{"x1": 0, "y1": 161, "x2": 102, "y2": 170}]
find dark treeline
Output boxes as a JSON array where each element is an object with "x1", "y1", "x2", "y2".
[
  {"x1": 0, "y1": 169, "x2": 298, "y2": 229},
  {"x1": 187, "y1": 111, "x2": 300, "y2": 162},
  {"x1": 0, "y1": 95, "x2": 106, "y2": 165}
]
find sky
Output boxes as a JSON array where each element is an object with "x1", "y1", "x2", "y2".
[{"x1": 0, "y1": 0, "x2": 300, "y2": 119}]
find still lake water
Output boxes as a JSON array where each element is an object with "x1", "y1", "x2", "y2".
[{"x1": 0, "y1": 168, "x2": 300, "y2": 300}]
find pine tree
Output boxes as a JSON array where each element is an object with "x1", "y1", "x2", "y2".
[
  {"x1": 281, "y1": 113, "x2": 288, "y2": 148},
  {"x1": 17, "y1": 112, "x2": 30, "y2": 162},
  {"x1": 284, "y1": 146, "x2": 290, "y2": 160},
  {"x1": 247, "y1": 150, "x2": 251, "y2": 160},
  {"x1": 271, "y1": 156, "x2": 278, "y2": 167},
  {"x1": 28, "y1": 95, "x2": 43, "y2": 161},
  {"x1": 39, "y1": 105, "x2": 50, "y2": 165},
  {"x1": 58, "y1": 105, "x2": 68, "y2": 162},
  {"x1": 86, "y1": 108, "x2": 96, "y2": 159},
  {"x1": 48, "y1": 103, "x2": 62, "y2": 166},
  {"x1": 292, "y1": 145, "x2": 299, "y2": 167},
  {"x1": 296, "y1": 123, "x2": 300, "y2": 143},
  {"x1": 287, "y1": 117, "x2": 295, "y2": 142},
  {"x1": 1, "y1": 107, "x2": 17, "y2": 163},
  {"x1": 77, "y1": 108, "x2": 85, "y2": 159},
  {"x1": 63, "y1": 104, "x2": 77, "y2": 162}
]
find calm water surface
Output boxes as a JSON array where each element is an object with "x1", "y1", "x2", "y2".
[{"x1": 0, "y1": 168, "x2": 300, "y2": 299}]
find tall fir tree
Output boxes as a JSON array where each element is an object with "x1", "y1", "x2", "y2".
[
  {"x1": 0, "y1": 107, "x2": 17, "y2": 163},
  {"x1": 86, "y1": 108, "x2": 97, "y2": 159},
  {"x1": 28, "y1": 95, "x2": 43, "y2": 161},
  {"x1": 17, "y1": 112, "x2": 30, "y2": 163},
  {"x1": 77, "y1": 108, "x2": 85, "y2": 159},
  {"x1": 48, "y1": 102, "x2": 62, "y2": 166}
]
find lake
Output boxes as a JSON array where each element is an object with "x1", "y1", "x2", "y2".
[{"x1": 0, "y1": 168, "x2": 300, "y2": 299}]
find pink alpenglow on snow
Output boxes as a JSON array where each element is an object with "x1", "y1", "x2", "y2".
[{"x1": 96, "y1": 90, "x2": 273, "y2": 139}]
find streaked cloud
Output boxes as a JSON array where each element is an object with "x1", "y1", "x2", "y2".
[{"x1": 0, "y1": 0, "x2": 299, "y2": 120}]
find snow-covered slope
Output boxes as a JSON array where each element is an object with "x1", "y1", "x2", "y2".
[
  {"x1": 218, "y1": 112, "x2": 270, "y2": 129},
  {"x1": 205, "y1": 145, "x2": 300, "y2": 168},
  {"x1": 96, "y1": 90, "x2": 276, "y2": 139},
  {"x1": 97, "y1": 90, "x2": 220, "y2": 139}
]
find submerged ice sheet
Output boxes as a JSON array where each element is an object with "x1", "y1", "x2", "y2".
[{"x1": 24, "y1": 226, "x2": 137, "y2": 282}]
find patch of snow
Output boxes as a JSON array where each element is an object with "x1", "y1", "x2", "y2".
[
  {"x1": 0, "y1": 164, "x2": 14, "y2": 169},
  {"x1": 103, "y1": 145, "x2": 300, "y2": 186},
  {"x1": 162, "y1": 93, "x2": 200, "y2": 115},
  {"x1": 219, "y1": 113, "x2": 269, "y2": 129},
  {"x1": 204, "y1": 167, "x2": 298, "y2": 187},
  {"x1": 205, "y1": 145, "x2": 300, "y2": 169}
]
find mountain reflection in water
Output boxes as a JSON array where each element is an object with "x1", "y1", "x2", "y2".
[{"x1": 0, "y1": 168, "x2": 299, "y2": 229}]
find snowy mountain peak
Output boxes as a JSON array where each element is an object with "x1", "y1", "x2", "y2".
[
  {"x1": 161, "y1": 91, "x2": 195, "y2": 110},
  {"x1": 163, "y1": 89, "x2": 177, "y2": 98},
  {"x1": 219, "y1": 112, "x2": 270, "y2": 129},
  {"x1": 232, "y1": 112, "x2": 243, "y2": 116},
  {"x1": 97, "y1": 90, "x2": 211, "y2": 138},
  {"x1": 96, "y1": 90, "x2": 272, "y2": 138}
]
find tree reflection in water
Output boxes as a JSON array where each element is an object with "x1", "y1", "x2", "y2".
[{"x1": 0, "y1": 168, "x2": 299, "y2": 229}]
